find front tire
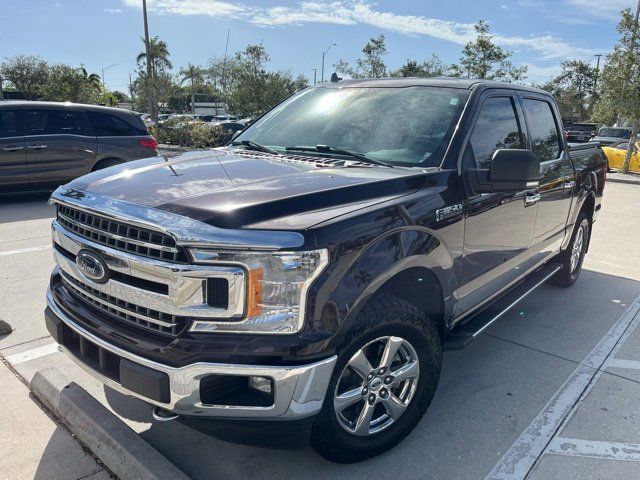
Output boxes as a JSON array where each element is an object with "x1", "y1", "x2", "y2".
[
  {"x1": 311, "y1": 294, "x2": 442, "y2": 463},
  {"x1": 548, "y1": 211, "x2": 590, "y2": 287}
]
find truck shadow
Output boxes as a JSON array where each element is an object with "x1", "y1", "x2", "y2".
[{"x1": 99, "y1": 268, "x2": 640, "y2": 480}]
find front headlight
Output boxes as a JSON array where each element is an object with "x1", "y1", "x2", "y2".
[{"x1": 189, "y1": 248, "x2": 329, "y2": 334}]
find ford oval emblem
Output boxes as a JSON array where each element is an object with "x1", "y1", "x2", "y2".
[{"x1": 76, "y1": 249, "x2": 110, "y2": 284}]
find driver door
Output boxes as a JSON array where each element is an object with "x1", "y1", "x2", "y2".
[{"x1": 456, "y1": 91, "x2": 539, "y2": 316}]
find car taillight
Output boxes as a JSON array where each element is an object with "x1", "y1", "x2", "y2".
[
  {"x1": 564, "y1": 130, "x2": 569, "y2": 140},
  {"x1": 138, "y1": 138, "x2": 158, "y2": 149}
]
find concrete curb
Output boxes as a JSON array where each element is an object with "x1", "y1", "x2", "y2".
[
  {"x1": 606, "y1": 177, "x2": 640, "y2": 185},
  {"x1": 31, "y1": 367, "x2": 190, "y2": 480}
]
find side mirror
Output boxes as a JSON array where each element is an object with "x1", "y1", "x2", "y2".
[{"x1": 471, "y1": 149, "x2": 540, "y2": 193}]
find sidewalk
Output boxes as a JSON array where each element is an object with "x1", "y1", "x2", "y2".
[{"x1": 0, "y1": 359, "x2": 110, "y2": 480}]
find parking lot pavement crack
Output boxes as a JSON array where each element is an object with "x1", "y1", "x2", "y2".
[
  {"x1": 486, "y1": 333, "x2": 640, "y2": 387},
  {"x1": 0, "y1": 334, "x2": 52, "y2": 351},
  {"x1": 483, "y1": 296, "x2": 640, "y2": 480}
]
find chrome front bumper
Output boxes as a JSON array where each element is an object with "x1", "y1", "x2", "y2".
[{"x1": 46, "y1": 289, "x2": 337, "y2": 420}]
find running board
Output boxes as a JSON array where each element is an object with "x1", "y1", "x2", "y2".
[{"x1": 444, "y1": 263, "x2": 563, "y2": 351}]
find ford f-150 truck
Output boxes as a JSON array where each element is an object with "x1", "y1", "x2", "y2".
[{"x1": 44, "y1": 78, "x2": 606, "y2": 463}]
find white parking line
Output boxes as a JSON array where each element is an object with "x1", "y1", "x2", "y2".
[
  {"x1": 5, "y1": 343, "x2": 60, "y2": 365},
  {"x1": 547, "y1": 437, "x2": 640, "y2": 462},
  {"x1": 484, "y1": 295, "x2": 640, "y2": 480},
  {"x1": 0, "y1": 245, "x2": 51, "y2": 257},
  {"x1": 605, "y1": 358, "x2": 640, "y2": 370}
]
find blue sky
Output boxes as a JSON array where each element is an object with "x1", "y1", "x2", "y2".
[{"x1": 0, "y1": 0, "x2": 636, "y2": 91}]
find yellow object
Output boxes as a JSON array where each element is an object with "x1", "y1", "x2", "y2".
[{"x1": 602, "y1": 143, "x2": 640, "y2": 173}]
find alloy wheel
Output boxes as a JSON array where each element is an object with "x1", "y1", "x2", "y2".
[
  {"x1": 333, "y1": 335, "x2": 420, "y2": 436},
  {"x1": 570, "y1": 222, "x2": 585, "y2": 273}
]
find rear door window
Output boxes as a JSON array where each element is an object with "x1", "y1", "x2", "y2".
[
  {"x1": 0, "y1": 110, "x2": 22, "y2": 138},
  {"x1": 25, "y1": 109, "x2": 86, "y2": 135},
  {"x1": 522, "y1": 99, "x2": 561, "y2": 161},
  {"x1": 88, "y1": 111, "x2": 148, "y2": 136},
  {"x1": 468, "y1": 96, "x2": 524, "y2": 169}
]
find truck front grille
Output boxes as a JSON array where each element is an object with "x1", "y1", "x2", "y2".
[
  {"x1": 60, "y1": 271, "x2": 189, "y2": 336},
  {"x1": 56, "y1": 205, "x2": 188, "y2": 263}
]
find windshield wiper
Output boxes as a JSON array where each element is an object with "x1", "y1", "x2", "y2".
[
  {"x1": 233, "y1": 140, "x2": 280, "y2": 156},
  {"x1": 285, "y1": 144, "x2": 393, "y2": 168}
]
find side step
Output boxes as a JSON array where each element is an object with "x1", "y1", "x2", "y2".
[{"x1": 444, "y1": 263, "x2": 562, "y2": 351}]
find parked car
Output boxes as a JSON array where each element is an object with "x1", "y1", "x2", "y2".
[
  {"x1": 45, "y1": 78, "x2": 606, "y2": 463},
  {"x1": 590, "y1": 126, "x2": 633, "y2": 146},
  {"x1": 215, "y1": 121, "x2": 245, "y2": 134},
  {"x1": 602, "y1": 141, "x2": 640, "y2": 173},
  {"x1": 564, "y1": 122, "x2": 598, "y2": 142},
  {"x1": 0, "y1": 101, "x2": 157, "y2": 192}
]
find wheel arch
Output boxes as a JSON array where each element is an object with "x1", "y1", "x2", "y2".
[{"x1": 90, "y1": 156, "x2": 126, "y2": 172}]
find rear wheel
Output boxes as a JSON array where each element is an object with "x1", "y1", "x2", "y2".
[
  {"x1": 311, "y1": 294, "x2": 441, "y2": 463},
  {"x1": 548, "y1": 211, "x2": 589, "y2": 287}
]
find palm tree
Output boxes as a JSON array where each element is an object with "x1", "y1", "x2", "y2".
[
  {"x1": 81, "y1": 67, "x2": 102, "y2": 91},
  {"x1": 136, "y1": 36, "x2": 172, "y2": 78},
  {"x1": 180, "y1": 63, "x2": 204, "y2": 113}
]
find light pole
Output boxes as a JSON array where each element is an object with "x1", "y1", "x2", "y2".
[
  {"x1": 142, "y1": 0, "x2": 155, "y2": 121},
  {"x1": 101, "y1": 64, "x2": 118, "y2": 92},
  {"x1": 312, "y1": 68, "x2": 317, "y2": 85},
  {"x1": 321, "y1": 43, "x2": 336, "y2": 83}
]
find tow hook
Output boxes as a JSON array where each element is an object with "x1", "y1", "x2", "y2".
[{"x1": 152, "y1": 406, "x2": 181, "y2": 422}]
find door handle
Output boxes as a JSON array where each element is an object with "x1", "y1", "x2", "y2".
[
  {"x1": 524, "y1": 192, "x2": 541, "y2": 206},
  {"x1": 1, "y1": 146, "x2": 24, "y2": 152},
  {"x1": 562, "y1": 180, "x2": 576, "y2": 190},
  {"x1": 27, "y1": 145, "x2": 48, "y2": 150}
]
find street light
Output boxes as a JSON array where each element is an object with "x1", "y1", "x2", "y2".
[
  {"x1": 101, "y1": 64, "x2": 118, "y2": 92},
  {"x1": 321, "y1": 43, "x2": 336, "y2": 83}
]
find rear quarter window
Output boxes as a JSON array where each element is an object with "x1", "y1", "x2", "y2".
[{"x1": 88, "y1": 111, "x2": 148, "y2": 136}]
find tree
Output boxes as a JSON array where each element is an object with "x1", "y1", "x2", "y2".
[
  {"x1": 594, "y1": 8, "x2": 640, "y2": 174},
  {"x1": 225, "y1": 44, "x2": 308, "y2": 117},
  {"x1": 450, "y1": 20, "x2": 527, "y2": 82},
  {"x1": 134, "y1": 37, "x2": 173, "y2": 116},
  {"x1": 81, "y1": 67, "x2": 102, "y2": 91},
  {"x1": 335, "y1": 34, "x2": 388, "y2": 78},
  {"x1": 541, "y1": 60, "x2": 598, "y2": 120},
  {"x1": 391, "y1": 55, "x2": 448, "y2": 78},
  {"x1": 42, "y1": 64, "x2": 101, "y2": 103},
  {"x1": 180, "y1": 63, "x2": 205, "y2": 113},
  {"x1": 0, "y1": 55, "x2": 49, "y2": 100},
  {"x1": 136, "y1": 36, "x2": 172, "y2": 77}
]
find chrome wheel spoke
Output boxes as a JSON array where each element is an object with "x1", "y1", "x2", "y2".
[
  {"x1": 353, "y1": 401, "x2": 375, "y2": 435},
  {"x1": 334, "y1": 387, "x2": 363, "y2": 413},
  {"x1": 348, "y1": 349, "x2": 373, "y2": 380},
  {"x1": 392, "y1": 360, "x2": 419, "y2": 384},
  {"x1": 383, "y1": 392, "x2": 408, "y2": 420},
  {"x1": 379, "y1": 336, "x2": 403, "y2": 369}
]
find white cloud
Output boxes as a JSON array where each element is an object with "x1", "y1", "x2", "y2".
[
  {"x1": 564, "y1": 0, "x2": 634, "y2": 20},
  {"x1": 104, "y1": 8, "x2": 123, "y2": 13},
  {"x1": 119, "y1": 0, "x2": 602, "y2": 62}
]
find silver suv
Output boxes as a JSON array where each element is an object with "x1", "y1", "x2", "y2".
[{"x1": 0, "y1": 101, "x2": 158, "y2": 191}]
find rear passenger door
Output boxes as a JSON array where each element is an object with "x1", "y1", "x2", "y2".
[
  {"x1": 519, "y1": 94, "x2": 575, "y2": 257},
  {"x1": 24, "y1": 107, "x2": 97, "y2": 189},
  {"x1": 0, "y1": 108, "x2": 27, "y2": 190}
]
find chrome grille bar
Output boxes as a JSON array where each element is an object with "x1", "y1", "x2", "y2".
[
  {"x1": 56, "y1": 204, "x2": 187, "y2": 263},
  {"x1": 60, "y1": 271, "x2": 187, "y2": 335}
]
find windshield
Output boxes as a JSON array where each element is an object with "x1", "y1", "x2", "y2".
[
  {"x1": 598, "y1": 128, "x2": 630, "y2": 138},
  {"x1": 235, "y1": 86, "x2": 469, "y2": 167},
  {"x1": 571, "y1": 124, "x2": 597, "y2": 132}
]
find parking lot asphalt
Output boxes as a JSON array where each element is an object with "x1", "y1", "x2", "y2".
[{"x1": 1, "y1": 181, "x2": 639, "y2": 480}]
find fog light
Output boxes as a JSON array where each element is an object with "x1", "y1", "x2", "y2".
[{"x1": 248, "y1": 376, "x2": 273, "y2": 394}]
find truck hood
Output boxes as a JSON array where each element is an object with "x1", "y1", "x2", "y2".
[{"x1": 66, "y1": 148, "x2": 437, "y2": 230}]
